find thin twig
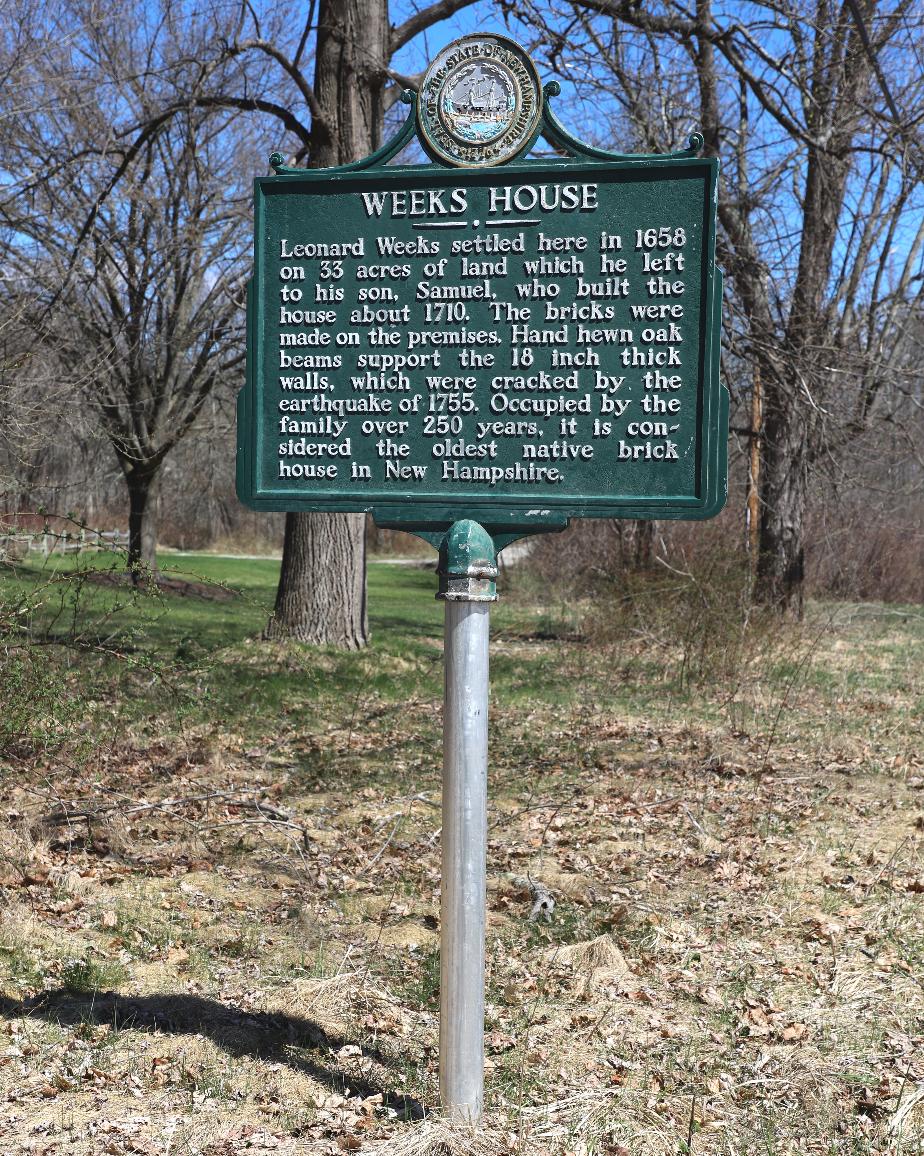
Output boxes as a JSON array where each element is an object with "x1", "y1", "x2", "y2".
[{"x1": 42, "y1": 789, "x2": 289, "y2": 824}]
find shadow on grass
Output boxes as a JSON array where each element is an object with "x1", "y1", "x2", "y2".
[
  {"x1": 0, "y1": 989, "x2": 425, "y2": 1118},
  {"x1": 369, "y1": 615, "x2": 442, "y2": 640}
]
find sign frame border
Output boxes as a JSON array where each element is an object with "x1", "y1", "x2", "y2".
[{"x1": 237, "y1": 88, "x2": 728, "y2": 533}]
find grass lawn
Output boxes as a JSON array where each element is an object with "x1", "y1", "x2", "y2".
[{"x1": 1, "y1": 552, "x2": 923, "y2": 1154}]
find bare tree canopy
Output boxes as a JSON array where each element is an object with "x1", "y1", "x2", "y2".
[
  {"x1": 0, "y1": 0, "x2": 259, "y2": 574},
  {"x1": 137, "y1": 0, "x2": 482, "y2": 645},
  {"x1": 513, "y1": 0, "x2": 924, "y2": 612},
  {"x1": 2, "y1": 0, "x2": 921, "y2": 617}
]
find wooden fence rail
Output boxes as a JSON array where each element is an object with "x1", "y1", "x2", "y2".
[{"x1": 0, "y1": 529, "x2": 130, "y2": 561}]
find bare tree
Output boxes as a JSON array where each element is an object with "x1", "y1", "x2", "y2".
[
  {"x1": 263, "y1": 0, "x2": 392, "y2": 648},
  {"x1": 140, "y1": 0, "x2": 480, "y2": 644},
  {"x1": 515, "y1": 0, "x2": 924, "y2": 613},
  {"x1": 0, "y1": 1, "x2": 253, "y2": 576}
]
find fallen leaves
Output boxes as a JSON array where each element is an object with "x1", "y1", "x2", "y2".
[
  {"x1": 2, "y1": 642, "x2": 924, "y2": 1154},
  {"x1": 485, "y1": 1030, "x2": 516, "y2": 1053}
]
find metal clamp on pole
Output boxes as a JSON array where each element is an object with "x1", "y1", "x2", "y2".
[
  {"x1": 436, "y1": 520, "x2": 495, "y2": 1123},
  {"x1": 436, "y1": 519, "x2": 498, "y2": 603}
]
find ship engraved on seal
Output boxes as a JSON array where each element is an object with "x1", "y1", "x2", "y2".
[{"x1": 442, "y1": 62, "x2": 515, "y2": 145}]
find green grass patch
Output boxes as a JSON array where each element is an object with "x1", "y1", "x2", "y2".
[
  {"x1": 59, "y1": 954, "x2": 129, "y2": 995},
  {"x1": 2, "y1": 550, "x2": 923, "y2": 773}
]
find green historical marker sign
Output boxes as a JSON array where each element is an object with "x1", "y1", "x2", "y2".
[
  {"x1": 237, "y1": 34, "x2": 729, "y2": 1124},
  {"x1": 237, "y1": 35, "x2": 727, "y2": 539}
]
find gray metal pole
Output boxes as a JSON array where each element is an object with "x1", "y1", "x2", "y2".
[
  {"x1": 441, "y1": 598, "x2": 489, "y2": 1122},
  {"x1": 436, "y1": 520, "x2": 497, "y2": 1124}
]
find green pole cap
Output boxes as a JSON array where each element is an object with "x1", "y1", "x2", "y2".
[{"x1": 437, "y1": 520, "x2": 498, "y2": 603}]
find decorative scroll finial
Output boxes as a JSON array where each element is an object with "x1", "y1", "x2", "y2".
[
  {"x1": 266, "y1": 93, "x2": 419, "y2": 176},
  {"x1": 542, "y1": 82, "x2": 707, "y2": 162}
]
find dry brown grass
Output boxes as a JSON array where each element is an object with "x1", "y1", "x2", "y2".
[{"x1": 1, "y1": 610, "x2": 923, "y2": 1154}]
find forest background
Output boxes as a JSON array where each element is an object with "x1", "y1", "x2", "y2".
[{"x1": 1, "y1": 0, "x2": 922, "y2": 615}]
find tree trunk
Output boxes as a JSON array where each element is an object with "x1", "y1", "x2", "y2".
[
  {"x1": 125, "y1": 468, "x2": 159, "y2": 579},
  {"x1": 267, "y1": 0, "x2": 387, "y2": 646},
  {"x1": 265, "y1": 510, "x2": 368, "y2": 647},
  {"x1": 634, "y1": 520, "x2": 654, "y2": 569},
  {"x1": 752, "y1": 14, "x2": 868, "y2": 616},
  {"x1": 754, "y1": 370, "x2": 808, "y2": 617}
]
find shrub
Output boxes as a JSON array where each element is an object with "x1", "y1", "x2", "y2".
[{"x1": 516, "y1": 514, "x2": 784, "y2": 690}]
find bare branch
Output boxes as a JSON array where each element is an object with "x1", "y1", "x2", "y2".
[{"x1": 390, "y1": 0, "x2": 482, "y2": 54}]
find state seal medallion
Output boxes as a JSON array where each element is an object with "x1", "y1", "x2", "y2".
[{"x1": 418, "y1": 35, "x2": 543, "y2": 167}]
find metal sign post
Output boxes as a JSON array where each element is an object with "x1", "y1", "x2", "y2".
[{"x1": 435, "y1": 521, "x2": 497, "y2": 1121}]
